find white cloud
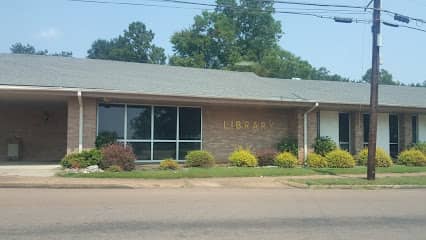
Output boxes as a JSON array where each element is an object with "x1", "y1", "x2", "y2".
[{"x1": 37, "y1": 28, "x2": 61, "y2": 40}]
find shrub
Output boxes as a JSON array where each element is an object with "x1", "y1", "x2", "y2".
[
  {"x1": 106, "y1": 165, "x2": 123, "y2": 172},
  {"x1": 228, "y1": 147, "x2": 258, "y2": 167},
  {"x1": 95, "y1": 131, "x2": 118, "y2": 149},
  {"x1": 160, "y1": 159, "x2": 180, "y2": 170},
  {"x1": 410, "y1": 142, "x2": 426, "y2": 155},
  {"x1": 100, "y1": 143, "x2": 136, "y2": 171},
  {"x1": 356, "y1": 148, "x2": 393, "y2": 167},
  {"x1": 185, "y1": 150, "x2": 215, "y2": 168},
  {"x1": 60, "y1": 149, "x2": 102, "y2": 169},
  {"x1": 398, "y1": 149, "x2": 426, "y2": 166},
  {"x1": 277, "y1": 137, "x2": 298, "y2": 157},
  {"x1": 307, "y1": 153, "x2": 328, "y2": 168},
  {"x1": 255, "y1": 148, "x2": 277, "y2": 166},
  {"x1": 274, "y1": 152, "x2": 298, "y2": 168},
  {"x1": 325, "y1": 149, "x2": 355, "y2": 168},
  {"x1": 313, "y1": 136, "x2": 337, "y2": 156}
]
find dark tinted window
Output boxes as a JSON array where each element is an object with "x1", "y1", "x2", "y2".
[
  {"x1": 153, "y1": 142, "x2": 176, "y2": 160},
  {"x1": 154, "y1": 107, "x2": 177, "y2": 140},
  {"x1": 389, "y1": 115, "x2": 399, "y2": 158},
  {"x1": 129, "y1": 142, "x2": 151, "y2": 160},
  {"x1": 339, "y1": 113, "x2": 350, "y2": 151},
  {"x1": 127, "y1": 105, "x2": 151, "y2": 140},
  {"x1": 412, "y1": 116, "x2": 418, "y2": 143},
  {"x1": 178, "y1": 142, "x2": 201, "y2": 160},
  {"x1": 179, "y1": 107, "x2": 201, "y2": 140},
  {"x1": 363, "y1": 114, "x2": 370, "y2": 143},
  {"x1": 98, "y1": 104, "x2": 125, "y2": 138}
]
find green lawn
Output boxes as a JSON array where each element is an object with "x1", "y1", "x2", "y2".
[
  {"x1": 59, "y1": 165, "x2": 426, "y2": 179},
  {"x1": 290, "y1": 176, "x2": 426, "y2": 186}
]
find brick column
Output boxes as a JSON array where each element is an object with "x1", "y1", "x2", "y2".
[
  {"x1": 400, "y1": 113, "x2": 413, "y2": 151},
  {"x1": 296, "y1": 110, "x2": 318, "y2": 162},
  {"x1": 66, "y1": 97, "x2": 97, "y2": 153}
]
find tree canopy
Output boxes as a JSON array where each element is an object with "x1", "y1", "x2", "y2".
[
  {"x1": 10, "y1": 42, "x2": 72, "y2": 57},
  {"x1": 87, "y1": 22, "x2": 166, "y2": 64},
  {"x1": 362, "y1": 68, "x2": 401, "y2": 85},
  {"x1": 170, "y1": 0, "x2": 349, "y2": 81}
]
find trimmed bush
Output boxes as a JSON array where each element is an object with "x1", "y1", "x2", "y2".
[
  {"x1": 185, "y1": 150, "x2": 215, "y2": 168},
  {"x1": 100, "y1": 143, "x2": 136, "y2": 171},
  {"x1": 255, "y1": 148, "x2": 277, "y2": 166},
  {"x1": 160, "y1": 159, "x2": 180, "y2": 170},
  {"x1": 106, "y1": 165, "x2": 123, "y2": 172},
  {"x1": 228, "y1": 147, "x2": 258, "y2": 167},
  {"x1": 313, "y1": 136, "x2": 337, "y2": 156},
  {"x1": 277, "y1": 137, "x2": 298, "y2": 157},
  {"x1": 274, "y1": 152, "x2": 298, "y2": 168},
  {"x1": 325, "y1": 150, "x2": 355, "y2": 168},
  {"x1": 307, "y1": 153, "x2": 328, "y2": 168},
  {"x1": 95, "y1": 131, "x2": 118, "y2": 149},
  {"x1": 398, "y1": 149, "x2": 426, "y2": 166},
  {"x1": 60, "y1": 149, "x2": 102, "y2": 169},
  {"x1": 410, "y1": 142, "x2": 426, "y2": 155},
  {"x1": 356, "y1": 148, "x2": 393, "y2": 167}
]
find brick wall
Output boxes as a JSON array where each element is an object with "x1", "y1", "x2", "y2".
[
  {"x1": 0, "y1": 103, "x2": 67, "y2": 162},
  {"x1": 202, "y1": 105, "x2": 297, "y2": 162},
  {"x1": 66, "y1": 97, "x2": 97, "y2": 153}
]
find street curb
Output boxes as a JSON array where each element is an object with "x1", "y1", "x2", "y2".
[
  {"x1": 0, "y1": 183, "x2": 135, "y2": 189},
  {"x1": 308, "y1": 185, "x2": 426, "y2": 190}
]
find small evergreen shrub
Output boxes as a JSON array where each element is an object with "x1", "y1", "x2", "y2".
[
  {"x1": 277, "y1": 137, "x2": 298, "y2": 157},
  {"x1": 398, "y1": 149, "x2": 426, "y2": 166},
  {"x1": 255, "y1": 148, "x2": 277, "y2": 166},
  {"x1": 106, "y1": 165, "x2": 123, "y2": 172},
  {"x1": 160, "y1": 159, "x2": 180, "y2": 170},
  {"x1": 228, "y1": 147, "x2": 258, "y2": 167},
  {"x1": 410, "y1": 142, "x2": 426, "y2": 155},
  {"x1": 313, "y1": 136, "x2": 337, "y2": 156},
  {"x1": 356, "y1": 148, "x2": 393, "y2": 167},
  {"x1": 274, "y1": 152, "x2": 298, "y2": 168},
  {"x1": 185, "y1": 150, "x2": 215, "y2": 168},
  {"x1": 325, "y1": 149, "x2": 355, "y2": 168},
  {"x1": 100, "y1": 143, "x2": 136, "y2": 171},
  {"x1": 95, "y1": 131, "x2": 118, "y2": 149},
  {"x1": 60, "y1": 149, "x2": 102, "y2": 169},
  {"x1": 306, "y1": 153, "x2": 328, "y2": 168}
]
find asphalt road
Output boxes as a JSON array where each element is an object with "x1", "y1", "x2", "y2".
[{"x1": 1, "y1": 188, "x2": 426, "y2": 240}]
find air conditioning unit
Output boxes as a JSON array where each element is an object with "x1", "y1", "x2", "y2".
[{"x1": 7, "y1": 137, "x2": 22, "y2": 161}]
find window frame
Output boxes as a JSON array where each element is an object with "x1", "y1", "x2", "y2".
[{"x1": 96, "y1": 103, "x2": 203, "y2": 162}]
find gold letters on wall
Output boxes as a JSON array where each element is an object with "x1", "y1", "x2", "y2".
[{"x1": 223, "y1": 120, "x2": 274, "y2": 130}]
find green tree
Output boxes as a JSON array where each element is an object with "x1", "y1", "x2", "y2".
[
  {"x1": 87, "y1": 22, "x2": 166, "y2": 64},
  {"x1": 362, "y1": 68, "x2": 401, "y2": 85},
  {"x1": 10, "y1": 42, "x2": 72, "y2": 57}
]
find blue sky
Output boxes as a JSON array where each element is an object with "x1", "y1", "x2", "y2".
[{"x1": 1, "y1": 0, "x2": 425, "y2": 84}]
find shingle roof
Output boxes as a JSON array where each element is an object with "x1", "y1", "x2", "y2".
[{"x1": 0, "y1": 53, "x2": 425, "y2": 108}]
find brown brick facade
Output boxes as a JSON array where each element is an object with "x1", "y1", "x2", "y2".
[
  {"x1": 202, "y1": 105, "x2": 298, "y2": 162},
  {"x1": 0, "y1": 103, "x2": 67, "y2": 162},
  {"x1": 66, "y1": 97, "x2": 98, "y2": 153}
]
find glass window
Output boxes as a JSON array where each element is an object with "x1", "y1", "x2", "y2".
[
  {"x1": 389, "y1": 115, "x2": 399, "y2": 158},
  {"x1": 98, "y1": 104, "x2": 125, "y2": 139},
  {"x1": 179, "y1": 107, "x2": 201, "y2": 140},
  {"x1": 178, "y1": 142, "x2": 201, "y2": 160},
  {"x1": 339, "y1": 113, "x2": 350, "y2": 151},
  {"x1": 153, "y1": 142, "x2": 176, "y2": 160},
  {"x1": 154, "y1": 107, "x2": 177, "y2": 140},
  {"x1": 127, "y1": 105, "x2": 151, "y2": 140},
  {"x1": 129, "y1": 142, "x2": 151, "y2": 161},
  {"x1": 363, "y1": 114, "x2": 370, "y2": 144},
  {"x1": 412, "y1": 115, "x2": 418, "y2": 144}
]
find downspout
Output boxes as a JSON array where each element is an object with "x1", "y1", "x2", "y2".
[
  {"x1": 77, "y1": 90, "x2": 83, "y2": 153},
  {"x1": 304, "y1": 102, "x2": 319, "y2": 165}
]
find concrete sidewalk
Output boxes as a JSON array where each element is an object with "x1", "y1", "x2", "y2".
[
  {"x1": 0, "y1": 164, "x2": 61, "y2": 177},
  {"x1": 1, "y1": 172, "x2": 426, "y2": 189}
]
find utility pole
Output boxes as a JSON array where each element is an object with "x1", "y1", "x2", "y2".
[{"x1": 367, "y1": 0, "x2": 381, "y2": 180}]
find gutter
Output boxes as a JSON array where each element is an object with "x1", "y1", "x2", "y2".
[
  {"x1": 304, "y1": 102, "x2": 319, "y2": 165},
  {"x1": 77, "y1": 90, "x2": 83, "y2": 153}
]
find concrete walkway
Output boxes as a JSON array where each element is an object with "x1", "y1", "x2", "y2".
[{"x1": 0, "y1": 164, "x2": 61, "y2": 177}]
